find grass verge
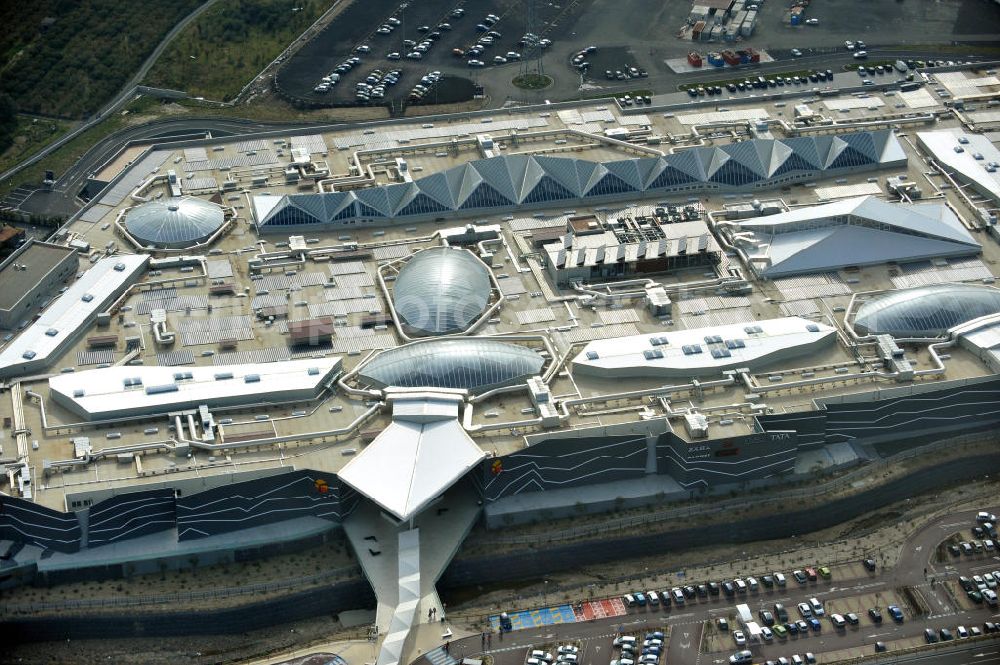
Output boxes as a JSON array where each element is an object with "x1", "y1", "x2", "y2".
[
  {"x1": 513, "y1": 74, "x2": 554, "y2": 90},
  {"x1": 0, "y1": 116, "x2": 70, "y2": 176},
  {"x1": 143, "y1": 0, "x2": 330, "y2": 102}
]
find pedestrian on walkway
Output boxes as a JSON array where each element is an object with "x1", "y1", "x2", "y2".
[
  {"x1": 482, "y1": 633, "x2": 486, "y2": 649},
  {"x1": 445, "y1": 641, "x2": 450, "y2": 653},
  {"x1": 487, "y1": 632, "x2": 492, "y2": 647}
]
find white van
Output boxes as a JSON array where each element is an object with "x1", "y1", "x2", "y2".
[{"x1": 614, "y1": 635, "x2": 637, "y2": 647}]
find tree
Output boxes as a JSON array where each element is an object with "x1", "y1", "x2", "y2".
[{"x1": 0, "y1": 93, "x2": 17, "y2": 154}]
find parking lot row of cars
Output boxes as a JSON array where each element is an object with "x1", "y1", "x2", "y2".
[
  {"x1": 610, "y1": 631, "x2": 666, "y2": 665},
  {"x1": 526, "y1": 643, "x2": 580, "y2": 665},
  {"x1": 685, "y1": 69, "x2": 834, "y2": 98},
  {"x1": 622, "y1": 566, "x2": 841, "y2": 609},
  {"x1": 924, "y1": 621, "x2": 999, "y2": 643}
]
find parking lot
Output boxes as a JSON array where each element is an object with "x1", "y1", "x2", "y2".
[
  {"x1": 274, "y1": 0, "x2": 595, "y2": 107},
  {"x1": 474, "y1": 508, "x2": 1000, "y2": 665}
]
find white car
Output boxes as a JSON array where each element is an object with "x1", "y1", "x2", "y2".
[
  {"x1": 853, "y1": 51, "x2": 868, "y2": 59},
  {"x1": 558, "y1": 646, "x2": 579, "y2": 656},
  {"x1": 790, "y1": 48, "x2": 803, "y2": 57},
  {"x1": 957, "y1": 625, "x2": 969, "y2": 638},
  {"x1": 733, "y1": 630, "x2": 747, "y2": 646},
  {"x1": 468, "y1": 59, "x2": 485, "y2": 67},
  {"x1": 761, "y1": 626, "x2": 774, "y2": 641},
  {"x1": 531, "y1": 651, "x2": 553, "y2": 662},
  {"x1": 557, "y1": 655, "x2": 577, "y2": 664},
  {"x1": 805, "y1": 18, "x2": 819, "y2": 25},
  {"x1": 642, "y1": 639, "x2": 662, "y2": 648},
  {"x1": 729, "y1": 652, "x2": 753, "y2": 665},
  {"x1": 844, "y1": 40, "x2": 855, "y2": 50},
  {"x1": 387, "y1": 52, "x2": 401, "y2": 60},
  {"x1": 356, "y1": 44, "x2": 371, "y2": 53}
]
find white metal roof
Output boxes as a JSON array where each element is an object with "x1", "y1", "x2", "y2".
[
  {"x1": 49, "y1": 358, "x2": 341, "y2": 419},
  {"x1": 338, "y1": 394, "x2": 485, "y2": 521},
  {"x1": 0, "y1": 254, "x2": 149, "y2": 377},
  {"x1": 736, "y1": 196, "x2": 980, "y2": 277},
  {"x1": 916, "y1": 130, "x2": 1000, "y2": 204},
  {"x1": 572, "y1": 316, "x2": 836, "y2": 378}
]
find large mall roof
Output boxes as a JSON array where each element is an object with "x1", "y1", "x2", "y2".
[
  {"x1": 50, "y1": 359, "x2": 342, "y2": 420},
  {"x1": 393, "y1": 247, "x2": 491, "y2": 335},
  {"x1": 359, "y1": 338, "x2": 544, "y2": 394},
  {"x1": 572, "y1": 317, "x2": 836, "y2": 378},
  {"x1": 916, "y1": 130, "x2": 1000, "y2": 204},
  {"x1": 0, "y1": 254, "x2": 149, "y2": 378},
  {"x1": 854, "y1": 284, "x2": 1000, "y2": 338},
  {"x1": 254, "y1": 130, "x2": 905, "y2": 229},
  {"x1": 124, "y1": 197, "x2": 225, "y2": 249},
  {"x1": 736, "y1": 196, "x2": 981, "y2": 277}
]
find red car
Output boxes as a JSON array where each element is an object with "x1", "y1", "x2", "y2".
[{"x1": 805, "y1": 567, "x2": 818, "y2": 581}]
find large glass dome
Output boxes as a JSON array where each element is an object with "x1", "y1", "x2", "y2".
[
  {"x1": 393, "y1": 247, "x2": 492, "y2": 335},
  {"x1": 124, "y1": 197, "x2": 225, "y2": 249},
  {"x1": 359, "y1": 339, "x2": 544, "y2": 393},
  {"x1": 854, "y1": 284, "x2": 1000, "y2": 337}
]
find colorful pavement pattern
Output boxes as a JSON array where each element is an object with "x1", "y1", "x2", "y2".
[
  {"x1": 489, "y1": 604, "x2": 577, "y2": 631},
  {"x1": 488, "y1": 598, "x2": 628, "y2": 632},
  {"x1": 573, "y1": 598, "x2": 628, "y2": 621}
]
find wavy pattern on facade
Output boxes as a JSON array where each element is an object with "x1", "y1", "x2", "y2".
[{"x1": 256, "y1": 130, "x2": 905, "y2": 230}]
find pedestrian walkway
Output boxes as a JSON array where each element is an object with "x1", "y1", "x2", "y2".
[
  {"x1": 574, "y1": 598, "x2": 627, "y2": 621},
  {"x1": 425, "y1": 646, "x2": 458, "y2": 665}
]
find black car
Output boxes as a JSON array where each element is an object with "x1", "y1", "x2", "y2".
[
  {"x1": 762, "y1": 575, "x2": 774, "y2": 588},
  {"x1": 722, "y1": 581, "x2": 736, "y2": 596},
  {"x1": 726, "y1": 83, "x2": 737, "y2": 92},
  {"x1": 868, "y1": 608, "x2": 883, "y2": 624},
  {"x1": 683, "y1": 585, "x2": 697, "y2": 598},
  {"x1": 940, "y1": 628, "x2": 954, "y2": 641},
  {"x1": 863, "y1": 558, "x2": 877, "y2": 571},
  {"x1": 875, "y1": 641, "x2": 887, "y2": 653},
  {"x1": 985, "y1": 621, "x2": 998, "y2": 633},
  {"x1": 687, "y1": 89, "x2": 698, "y2": 97},
  {"x1": 949, "y1": 544, "x2": 962, "y2": 557},
  {"x1": 708, "y1": 582, "x2": 721, "y2": 596},
  {"x1": 925, "y1": 628, "x2": 938, "y2": 643},
  {"x1": 786, "y1": 622, "x2": 799, "y2": 635},
  {"x1": 697, "y1": 584, "x2": 709, "y2": 597},
  {"x1": 759, "y1": 610, "x2": 775, "y2": 626}
]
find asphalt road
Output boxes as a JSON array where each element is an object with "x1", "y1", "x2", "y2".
[{"x1": 428, "y1": 505, "x2": 1000, "y2": 665}]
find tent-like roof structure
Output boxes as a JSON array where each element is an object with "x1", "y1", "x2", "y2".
[
  {"x1": 359, "y1": 338, "x2": 544, "y2": 394},
  {"x1": 854, "y1": 284, "x2": 1000, "y2": 338},
  {"x1": 735, "y1": 196, "x2": 981, "y2": 277},
  {"x1": 124, "y1": 197, "x2": 224, "y2": 248},
  {"x1": 393, "y1": 247, "x2": 491, "y2": 335},
  {"x1": 254, "y1": 130, "x2": 906, "y2": 230},
  {"x1": 337, "y1": 394, "x2": 485, "y2": 521}
]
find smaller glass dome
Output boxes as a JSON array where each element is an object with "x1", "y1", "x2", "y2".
[
  {"x1": 393, "y1": 247, "x2": 492, "y2": 335},
  {"x1": 124, "y1": 197, "x2": 225, "y2": 249},
  {"x1": 854, "y1": 284, "x2": 1000, "y2": 338},
  {"x1": 359, "y1": 339, "x2": 544, "y2": 394}
]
